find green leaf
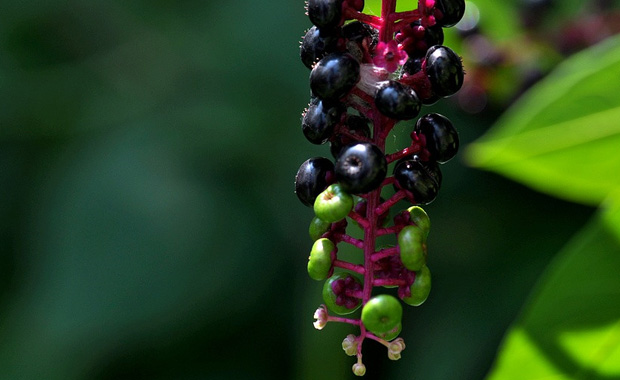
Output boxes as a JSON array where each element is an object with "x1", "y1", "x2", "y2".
[
  {"x1": 486, "y1": 202, "x2": 620, "y2": 379},
  {"x1": 466, "y1": 35, "x2": 620, "y2": 206}
]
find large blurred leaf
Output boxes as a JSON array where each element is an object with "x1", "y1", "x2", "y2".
[
  {"x1": 466, "y1": 35, "x2": 620, "y2": 205},
  {"x1": 485, "y1": 199, "x2": 620, "y2": 379}
]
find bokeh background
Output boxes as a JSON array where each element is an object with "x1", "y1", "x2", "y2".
[{"x1": 0, "y1": 0, "x2": 611, "y2": 379}]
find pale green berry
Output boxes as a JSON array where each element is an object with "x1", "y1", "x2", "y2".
[
  {"x1": 309, "y1": 216, "x2": 331, "y2": 241},
  {"x1": 398, "y1": 225, "x2": 426, "y2": 271},
  {"x1": 307, "y1": 238, "x2": 335, "y2": 281},
  {"x1": 408, "y1": 205, "x2": 430, "y2": 238},
  {"x1": 352, "y1": 362, "x2": 366, "y2": 376},
  {"x1": 402, "y1": 265, "x2": 431, "y2": 306},
  {"x1": 361, "y1": 294, "x2": 403, "y2": 335},
  {"x1": 313, "y1": 183, "x2": 354, "y2": 223}
]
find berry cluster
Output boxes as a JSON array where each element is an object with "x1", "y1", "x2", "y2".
[{"x1": 295, "y1": 0, "x2": 464, "y2": 375}]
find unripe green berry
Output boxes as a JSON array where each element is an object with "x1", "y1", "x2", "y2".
[
  {"x1": 398, "y1": 225, "x2": 426, "y2": 271},
  {"x1": 408, "y1": 206, "x2": 430, "y2": 238},
  {"x1": 314, "y1": 183, "x2": 354, "y2": 223},
  {"x1": 322, "y1": 272, "x2": 363, "y2": 315},
  {"x1": 361, "y1": 294, "x2": 403, "y2": 335},
  {"x1": 309, "y1": 216, "x2": 331, "y2": 241},
  {"x1": 402, "y1": 265, "x2": 431, "y2": 306},
  {"x1": 352, "y1": 362, "x2": 366, "y2": 376},
  {"x1": 308, "y1": 238, "x2": 335, "y2": 281}
]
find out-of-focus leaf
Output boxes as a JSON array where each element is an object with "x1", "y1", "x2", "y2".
[
  {"x1": 466, "y1": 35, "x2": 620, "y2": 205},
  {"x1": 485, "y1": 201, "x2": 620, "y2": 379}
]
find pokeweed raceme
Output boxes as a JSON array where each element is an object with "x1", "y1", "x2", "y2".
[{"x1": 295, "y1": 0, "x2": 465, "y2": 375}]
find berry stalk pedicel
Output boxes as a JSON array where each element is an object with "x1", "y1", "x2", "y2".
[{"x1": 295, "y1": 0, "x2": 465, "y2": 375}]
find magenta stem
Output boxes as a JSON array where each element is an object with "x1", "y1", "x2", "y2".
[
  {"x1": 376, "y1": 190, "x2": 407, "y2": 216},
  {"x1": 333, "y1": 259, "x2": 366, "y2": 274},
  {"x1": 348, "y1": 210, "x2": 369, "y2": 229},
  {"x1": 377, "y1": 225, "x2": 401, "y2": 236},
  {"x1": 328, "y1": 315, "x2": 362, "y2": 326},
  {"x1": 335, "y1": 233, "x2": 365, "y2": 249},
  {"x1": 371, "y1": 246, "x2": 400, "y2": 262},
  {"x1": 385, "y1": 143, "x2": 424, "y2": 163}
]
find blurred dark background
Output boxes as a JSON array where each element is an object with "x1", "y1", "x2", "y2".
[{"x1": 0, "y1": 0, "x2": 599, "y2": 379}]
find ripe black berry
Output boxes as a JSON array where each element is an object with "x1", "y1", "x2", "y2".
[
  {"x1": 393, "y1": 158, "x2": 442, "y2": 205},
  {"x1": 307, "y1": 0, "x2": 344, "y2": 29},
  {"x1": 374, "y1": 80, "x2": 421, "y2": 120},
  {"x1": 434, "y1": 0, "x2": 466, "y2": 28},
  {"x1": 295, "y1": 157, "x2": 335, "y2": 207},
  {"x1": 310, "y1": 52, "x2": 360, "y2": 102},
  {"x1": 330, "y1": 115, "x2": 371, "y2": 158},
  {"x1": 302, "y1": 98, "x2": 344, "y2": 144},
  {"x1": 424, "y1": 45, "x2": 464, "y2": 97},
  {"x1": 300, "y1": 26, "x2": 342, "y2": 69},
  {"x1": 335, "y1": 142, "x2": 387, "y2": 194},
  {"x1": 415, "y1": 113, "x2": 459, "y2": 163}
]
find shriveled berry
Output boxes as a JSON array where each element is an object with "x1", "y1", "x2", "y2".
[
  {"x1": 425, "y1": 45, "x2": 464, "y2": 97},
  {"x1": 308, "y1": 238, "x2": 335, "y2": 280},
  {"x1": 375, "y1": 80, "x2": 421, "y2": 120},
  {"x1": 295, "y1": 157, "x2": 335, "y2": 207},
  {"x1": 434, "y1": 0, "x2": 466, "y2": 27},
  {"x1": 415, "y1": 113, "x2": 459, "y2": 163},
  {"x1": 300, "y1": 25, "x2": 341, "y2": 69},
  {"x1": 402, "y1": 265, "x2": 431, "y2": 306},
  {"x1": 361, "y1": 294, "x2": 403, "y2": 334},
  {"x1": 323, "y1": 272, "x2": 363, "y2": 315},
  {"x1": 398, "y1": 225, "x2": 426, "y2": 271},
  {"x1": 335, "y1": 142, "x2": 387, "y2": 194},
  {"x1": 394, "y1": 158, "x2": 442, "y2": 205},
  {"x1": 307, "y1": 0, "x2": 345, "y2": 29},
  {"x1": 330, "y1": 115, "x2": 371, "y2": 158},
  {"x1": 314, "y1": 183, "x2": 354, "y2": 223},
  {"x1": 309, "y1": 216, "x2": 331, "y2": 240},
  {"x1": 310, "y1": 52, "x2": 360, "y2": 102},
  {"x1": 302, "y1": 98, "x2": 344, "y2": 144}
]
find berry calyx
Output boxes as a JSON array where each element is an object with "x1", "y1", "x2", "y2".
[
  {"x1": 361, "y1": 294, "x2": 403, "y2": 334},
  {"x1": 314, "y1": 183, "x2": 354, "y2": 223},
  {"x1": 295, "y1": 157, "x2": 335, "y2": 207},
  {"x1": 415, "y1": 113, "x2": 459, "y2": 163},
  {"x1": 323, "y1": 272, "x2": 363, "y2": 314},
  {"x1": 310, "y1": 52, "x2": 361, "y2": 102},
  {"x1": 374, "y1": 80, "x2": 422, "y2": 120},
  {"x1": 308, "y1": 238, "x2": 336, "y2": 280},
  {"x1": 335, "y1": 142, "x2": 387, "y2": 194}
]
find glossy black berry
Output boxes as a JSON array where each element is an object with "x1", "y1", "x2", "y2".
[
  {"x1": 330, "y1": 115, "x2": 371, "y2": 158},
  {"x1": 302, "y1": 98, "x2": 344, "y2": 144},
  {"x1": 307, "y1": 0, "x2": 344, "y2": 29},
  {"x1": 415, "y1": 113, "x2": 459, "y2": 163},
  {"x1": 425, "y1": 45, "x2": 464, "y2": 97},
  {"x1": 295, "y1": 157, "x2": 335, "y2": 207},
  {"x1": 393, "y1": 158, "x2": 442, "y2": 204},
  {"x1": 300, "y1": 26, "x2": 342, "y2": 69},
  {"x1": 434, "y1": 0, "x2": 466, "y2": 28},
  {"x1": 310, "y1": 52, "x2": 360, "y2": 102},
  {"x1": 374, "y1": 80, "x2": 421, "y2": 120},
  {"x1": 335, "y1": 143, "x2": 387, "y2": 194}
]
